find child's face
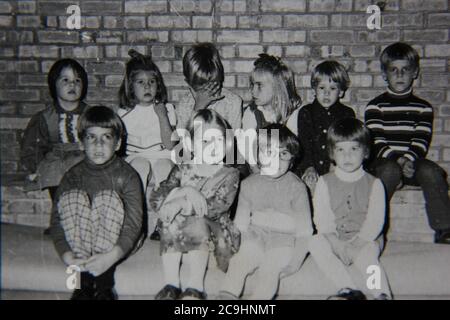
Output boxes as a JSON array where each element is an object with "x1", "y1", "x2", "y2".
[
  {"x1": 314, "y1": 76, "x2": 343, "y2": 109},
  {"x1": 332, "y1": 141, "x2": 366, "y2": 173},
  {"x1": 383, "y1": 59, "x2": 418, "y2": 94},
  {"x1": 132, "y1": 71, "x2": 158, "y2": 106},
  {"x1": 56, "y1": 67, "x2": 83, "y2": 103},
  {"x1": 258, "y1": 135, "x2": 292, "y2": 178},
  {"x1": 250, "y1": 71, "x2": 275, "y2": 108},
  {"x1": 192, "y1": 120, "x2": 226, "y2": 165},
  {"x1": 80, "y1": 127, "x2": 120, "y2": 165}
]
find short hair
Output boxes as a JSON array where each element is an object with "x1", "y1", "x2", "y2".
[
  {"x1": 258, "y1": 123, "x2": 301, "y2": 166},
  {"x1": 48, "y1": 58, "x2": 88, "y2": 102},
  {"x1": 78, "y1": 106, "x2": 124, "y2": 141},
  {"x1": 327, "y1": 118, "x2": 371, "y2": 159},
  {"x1": 183, "y1": 43, "x2": 224, "y2": 90},
  {"x1": 311, "y1": 60, "x2": 350, "y2": 93},
  {"x1": 119, "y1": 49, "x2": 168, "y2": 109},
  {"x1": 380, "y1": 42, "x2": 420, "y2": 72}
]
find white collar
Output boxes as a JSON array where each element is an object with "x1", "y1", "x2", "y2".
[
  {"x1": 335, "y1": 166, "x2": 365, "y2": 182},
  {"x1": 387, "y1": 87, "x2": 412, "y2": 97}
]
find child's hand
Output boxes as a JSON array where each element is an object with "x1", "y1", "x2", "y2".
[
  {"x1": 402, "y1": 159, "x2": 415, "y2": 178},
  {"x1": 160, "y1": 198, "x2": 184, "y2": 223},
  {"x1": 27, "y1": 173, "x2": 38, "y2": 182},
  {"x1": 154, "y1": 102, "x2": 168, "y2": 118},
  {"x1": 191, "y1": 81, "x2": 224, "y2": 110},
  {"x1": 302, "y1": 167, "x2": 318, "y2": 190},
  {"x1": 324, "y1": 234, "x2": 352, "y2": 266},
  {"x1": 181, "y1": 187, "x2": 207, "y2": 217},
  {"x1": 84, "y1": 247, "x2": 123, "y2": 277},
  {"x1": 62, "y1": 251, "x2": 87, "y2": 270}
]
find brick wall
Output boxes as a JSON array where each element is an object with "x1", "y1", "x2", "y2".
[{"x1": 1, "y1": 0, "x2": 449, "y2": 225}]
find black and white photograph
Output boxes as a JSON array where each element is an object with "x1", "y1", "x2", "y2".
[{"x1": 0, "y1": 0, "x2": 449, "y2": 307}]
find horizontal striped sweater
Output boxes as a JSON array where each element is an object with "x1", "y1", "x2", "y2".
[{"x1": 364, "y1": 88, "x2": 433, "y2": 161}]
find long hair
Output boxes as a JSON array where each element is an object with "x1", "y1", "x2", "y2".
[
  {"x1": 119, "y1": 49, "x2": 168, "y2": 109},
  {"x1": 252, "y1": 54, "x2": 298, "y2": 124},
  {"x1": 48, "y1": 58, "x2": 88, "y2": 102}
]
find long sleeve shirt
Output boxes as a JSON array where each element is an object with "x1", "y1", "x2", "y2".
[
  {"x1": 175, "y1": 88, "x2": 243, "y2": 130},
  {"x1": 296, "y1": 99, "x2": 356, "y2": 176},
  {"x1": 313, "y1": 167, "x2": 386, "y2": 242},
  {"x1": 365, "y1": 88, "x2": 433, "y2": 162},
  {"x1": 51, "y1": 155, "x2": 144, "y2": 257}
]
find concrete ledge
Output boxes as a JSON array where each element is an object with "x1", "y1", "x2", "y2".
[{"x1": 2, "y1": 224, "x2": 450, "y2": 298}]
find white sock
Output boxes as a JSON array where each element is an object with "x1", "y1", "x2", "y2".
[
  {"x1": 162, "y1": 252, "x2": 182, "y2": 288},
  {"x1": 185, "y1": 250, "x2": 209, "y2": 292}
]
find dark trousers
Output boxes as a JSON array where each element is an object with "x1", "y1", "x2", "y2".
[
  {"x1": 80, "y1": 266, "x2": 116, "y2": 290},
  {"x1": 369, "y1": 158, "x2": 450, "y2": 231}
]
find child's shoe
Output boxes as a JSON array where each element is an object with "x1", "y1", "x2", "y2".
[
  {"x1": 70, "y1": 288, "x2": 95, "y2": 300},
  {"x1": 180, "y1": 288, "x2": 207, "y2": 300},
  {"x1": 155, "y1": 284, "x2": 182, "y2": 300},
  {"x1": 374, "y1": 293, "x2": 392, "y2": 300},
  {"x1": 434, "y1": 229, "x2": 450, "y2": 244},
  {"x1": 95, "y1": 288, "x2": 118, "y2": 300},
  {"x1": 327, "y1": 288, "x2": 366, "y2": 300}
]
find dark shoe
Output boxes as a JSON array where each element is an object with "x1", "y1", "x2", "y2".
[
  {"x1": 150, "y1": 229, "x2": 160, "y2": 241},
  {"x1": 327, "y1": 288, "x2": 367, "y2": 300},
  {"x1": 95, "y1": 288, "x2": 118, "y2": 300},
  {"x1": 374, "y1": 293, "x2": 392, "y2": 300},
  {"x1": 43, "y1": 227, "x2": 51, "y2": 236},
  {"x1": 155, "y1": 285, "x2": 182, "y2": 300},
  {"x1": 180, "y1": 288, "x2": 207, "y2": 300},
  {"x1": 435, "y1": 230, "x2": 450, "y2": 244},
  {"x1": 70, "y1": 288, "x2": 95, "y2": 300}
]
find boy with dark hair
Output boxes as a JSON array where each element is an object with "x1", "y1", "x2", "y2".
[{"x1": 365, "y1": 42, "x2": 450, "y2": 244}]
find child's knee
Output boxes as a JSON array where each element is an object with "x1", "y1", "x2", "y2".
[{"x1": 130, "y1": 157, "x2": 151, "y2": 177}]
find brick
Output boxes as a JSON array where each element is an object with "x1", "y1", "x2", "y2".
[
  {"x1": 284, "y1": 14, "x2": 328, "y2": 28},
  {"x1": 219, "y1": 16, "x2": 237, "y2": 29},
  {"x1": 3, "y1": 30, "x2": 33, "y2": 44},
  {"x1": 16, "y1": 1, "x2": 36, "y2": 13},
  {"x1": 349, "y1": 74, "x2": 373, "y2": 87},
  {"x1": 45, "y1": 16, "x2": 58, "y2": 28},
  {"x1": 428, "y1": 13, "x2": 450, "y2": 27},
  {"x1": 259, "y1": 15, "x2": 283, "y2": 28},
  {"x1": 0, "y1": 1, "x2": 12, "y2": 13},
  {"x1": 262, "y1": 30, "x2": 306, "y2": 43},
  {"x1": 286, "y1": 60, "x2": 308, "y2": 73},
  {"x1": 81, "y1": 1, "x2": 122, "y2": 14},
  {"x1": 162, "y1": 74, "x2": 185, "y2": 87},
  {"x1": 0, "y1": 47, "x2": 14, "y2": 57},
  {"x1": 354, "y1": 0, "x2": 400, "y2": 11},
  {"x1": 309, "y1": 0, "x2": 338, "y2": 12},
  {"x1": 238, "y1": 16, "x2": 259, "y2": 28},
  {"x1": 443, "y1": 149, "x2": 450, "y2": 162},
  {"x1": 171, "y1": 30, "x2": 212, "y2": 43},
  {"x1": 223, "y1": 75, "x2": 235, "y2": 88},
  {"x1": 151, "y1": 46, "x2": 175, "y2": 59},
  {"x1": 16, "y1": 16, "x2": 42, "y2": 28},
  {"x1": 266, "y1": 46, "x2": 283, "y2": 57},
  {"x1": 401, "y1": 0, "x2": 447, "y2": 11},
  {"x1": 321, "y1": 45, "x2": 344, "y2": 58},
  {"x1": 82, "y1": 16, "x2": 101, "y2": 29},
  {"x1": 404, "y1": 30, "x2": 448, "y2": 42},
  {"x1": 216, "y1": 0, "x2": 233, "y2": 12},
  {"x1": 349, "y1": 45, "x2": 376, "y2": 57},
  {"x1": 38, "y1": 2, "x2": 76, "y2": 15},
  {"x1": 421, "y1": 59, "x2": 447, "y2": 72},
  {"x1": 219, "y1": 45, "x2": 236, "y2": 58},
  {"x1": 425, "y1": 45, "x2": 450, "y2": 57},
  {"x1": 421, "y1": 74, "x2": 448, "y2": 88},
  {"x1": 86, "y1": 61, "x2": 125, "y2": 75},
  {"x1": 234, "y1": 1, "x2": 247, "y2": 12},
  {"x1": 125, "y1": 1, "x2": 167, "y2": 13},
  {"x1": 238, "y1": 45, "x2": 264, "y2": 58},
  {"x1": 37, "y1": 31, "x2": 79, "y2": 44},
  {"x1": 193, "y1": 16, "x2": 213, "y2": 29},
  {"x1": 356, "y1": 30, "x2": 400, "y2": 43},
  {"x1": 96, "y1": 31, "x2": 123, "y2": 44},
  {"x1": 19, "y1": 45, "x2": 59, "y2": 58},
  {"x1": 86, "y1": 88, "x2": 119, "y2": 102},
  {"x1": 0, "y1": 15, "x2": 13, "y2": 27},
  {"x1": 415, "y1": 90, "x2": 445, "y2": 104},
  {"x1": 62, "y1": 46, "x2": 100, "y2": 59},
  {"x1": 331, "y1": 14, "x2": 367, "y2": 28},
  {"x1": 18, "y1": 74, "x2": 47, "y2": 87},
  {"x1": 127, "y1": 31, "x2": 168, "y2": 43},
  {"x1": 217, "y1": 30, "x2": 259, "y2": 43},
  {"x1": 261, "y1": 0, "x2": 306, "y2": 12},
  {"x1": 228, "y1": 60, "x2": 254, "y2": 73},
  {"x1": 124, "y1": 16, "x2": 146, "y2": 29},
  {"x1": 382, "y1": 13, "x2": 423, "y2": 27},
  {"x1": 169, "y1": 0, "x2": 212, "y2": 13},
  {"x1": 0, "y1": 89, "x2": 40, "y2": 102},
  {"x1": 1, "y1": 145, "x2": 20, "y2": 160},
  {"x1": 7, "y1": 201, "x2": 35, "y2": 214},
  {"x1": 237, "y1": 74, "x2": 250, "y2": 88},
  {"x1": 105, "y1": 75, "x2": 124, "y2": 87},
  {"x1": 310, "y1": 30, "x2": 353, "y2": 44},
  {"x1": 285, "y1": 45, "x2": 310, "y2": 57},
  {"x1": 148, "y1": 15, "x2": 190, "y2": 29},
  {"x1": 104, "y1": 16, "x2": 124, "y2": 29}
]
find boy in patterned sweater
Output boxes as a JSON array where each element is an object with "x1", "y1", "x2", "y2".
[{"x1": 365, "y1": 42, "x2": 450, "y2": 244}]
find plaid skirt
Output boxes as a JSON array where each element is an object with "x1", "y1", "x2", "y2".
[{"x1": 58, "y1": 189, "x2": 125, "y2": 259}]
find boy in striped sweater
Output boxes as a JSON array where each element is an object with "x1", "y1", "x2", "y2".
[{"x1": 365, "y1": 42, "x2": 450, "y2": 244}]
